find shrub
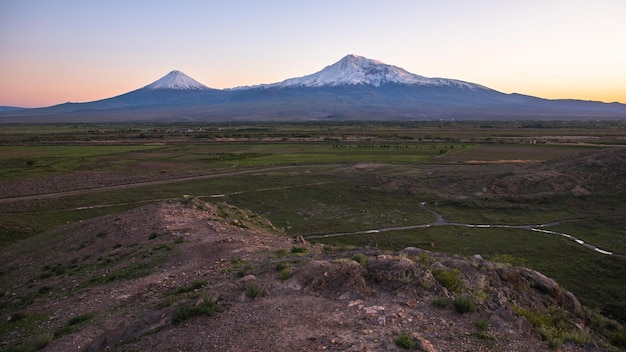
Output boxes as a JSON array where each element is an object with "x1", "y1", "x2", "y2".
[
  {"x1": 432, "y1": 269, "x2": 463, "y2": 293},
  {"x1": 416, "y1": 253, "x2": 431, "y2": 268},
  {"x1": 394, "y1": 331, "x2": 416, "y2": 349},
  {"x1": 274, "y1": 262, "x2": 288, "y2": 271},
  {"x1": 351, "y1": 253, "x2": 368, "y2": 267},
  {"x1": 475, "y1": 318, "x2": 489, "y2": 331},
  {"x1": 245, "y1": 284, "x2": 264, "y2": 299},
  {"x1": 397, "y1": 273, "x2": 413, "y2": 285},
  {"x1": 290, "y1": 246, "x2": 307, "y2": 254},
  {"x1": 453, "y1": 296, "x2": 477, "y2": 314},
  {"x1": 278, "y1": 267, "x2": 293, "y2": 281}
]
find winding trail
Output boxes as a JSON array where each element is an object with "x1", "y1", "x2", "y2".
[
  {"x1": 0, "y1": 165, "x2": 316, "y2": 205},
  {"x1": 305, "y1": 202, "x2": 618, "y2": 257}
]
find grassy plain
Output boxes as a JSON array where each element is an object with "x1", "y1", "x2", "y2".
[{"x1": 0, "y1": 121, "x2": 625, "y2": 321}]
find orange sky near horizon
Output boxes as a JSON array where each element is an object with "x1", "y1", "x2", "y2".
[{"x1": 2, "y1": 0, "x2": 625, "y2": 108}]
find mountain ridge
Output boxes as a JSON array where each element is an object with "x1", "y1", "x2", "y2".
[{"x1": 1, "y1": 54, "x2": 625, "y2": 122}]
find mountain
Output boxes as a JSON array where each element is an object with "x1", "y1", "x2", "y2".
[
  {"x1": 0, "y1": 106, "x2": 25, "y2": 112},
  {"x1": 251, "y1": 54, "x2": 489, "y2": 91},
  {"x1": 142, "y1": 70, "x2": 211, "y2": 90},
  {"x1": 1, "y1": 56, "x2": 625, "y2": 123}
]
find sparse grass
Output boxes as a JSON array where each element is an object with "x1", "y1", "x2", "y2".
[
  {"x1": 236, "y1": 263, "x2": 254, "y2": 278},
  {"x1": 432, "y1": 297, "x2": 451, "y2": 308},
  {"x1": 54, "y1": 311, "x2": 97, "y2": 337},
  {"x1": 489, "y1": 253, "x2": 527, "y2": 267},
  {"x1": 394, "y1": 331, "x2": 416, "y2": 349},
  {"x1": 245, "y1": 284, "x2": 264, "y2": 299},
  {"x1": 589, "y1": 311, "x2": 626, "y2": 349},
  {"x1": 171, "y1": 294, "x2": 219, "y2": 324},
  {"x1": 475, "y1": 318, "x2": 489, "y2": 331},
  {"x1": 415, "y1": 253, "x2": 431, "y2": 269},
  {"x1": 514, "y1": 305, "x2": 591, "y2": 350},
  {"x1": 32, "y1": 332, "x2": 54, "y2": 350},
  {"x1": 271, "y1": 249, "x2": 288, "y2": 258},
  {"x1": 166, "y1": 280, "x2": 207, "y2": 296}
]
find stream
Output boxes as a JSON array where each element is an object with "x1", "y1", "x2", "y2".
[{"x1": 304, "y1": 202, "x2": 616, "y2": 256}]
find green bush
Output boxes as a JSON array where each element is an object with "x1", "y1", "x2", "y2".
[
  {"x1": 432, "y1": 269, "x2": 463, "y2": 293},
  {"x1": 351, "y1": 253, "x2": 368, "y2": 266},
  {"x1": 278, "y1": 267, "x2": 293, "y2": 280},
  {"x1": 453, "y1": 296, "x2": 477, "y2": 314},
  {"x1": 394, "y1": 331, "x2": 416, "y2": 349}
]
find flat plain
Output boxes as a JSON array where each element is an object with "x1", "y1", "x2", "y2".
[{"x1": 1, "y1": 120, "x2": 625, "y2": 325}]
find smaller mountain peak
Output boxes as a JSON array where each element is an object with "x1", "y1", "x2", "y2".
[{"x1": 143, "y1": 70, "x2": 210, "y2": 90}]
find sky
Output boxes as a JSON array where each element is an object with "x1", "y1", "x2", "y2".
[{"x1": 1, "y1": 0, "x2": 625, "y2": 108}]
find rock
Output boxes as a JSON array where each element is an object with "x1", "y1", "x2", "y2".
[
  {"x1": 238, "y1": 274, "x2": 257, "y2": 283},
  {"x1": 412, "y1": 333, "x2": 437, "y2": 352},
  {"x1": 563, "y1": 291, "x2": 583, "y2": 317},
  {"x1": 523, "y1": 270, "x2": 562, "y2": 298}
]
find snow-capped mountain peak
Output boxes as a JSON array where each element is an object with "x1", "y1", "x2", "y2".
[
  {"x1": 143, "y1": 70, "x2": 210, "y2": 90},
  {"x1": 259, "y1": 54, "x2": 489, "y2": 91}
]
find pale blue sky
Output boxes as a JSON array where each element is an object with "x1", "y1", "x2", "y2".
[{"x1": 1, "y1": 0, "x2": 625, "y2": 107}]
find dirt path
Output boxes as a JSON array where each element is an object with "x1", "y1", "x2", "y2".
[{"x1": 0, "y1": 165, "x2": 303, "y2": 205}]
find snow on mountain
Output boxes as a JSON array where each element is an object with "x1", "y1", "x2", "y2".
[
  {"x1": 256, "y1": 54, "x2": 490, "y2": 91},
  {"x1": 142, "y1": 70, "x2": 210, "y2": 90}
]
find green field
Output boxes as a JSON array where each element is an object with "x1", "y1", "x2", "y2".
[{"x1": 1, "y1": 121, "x2": 625, "y2": 322}]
